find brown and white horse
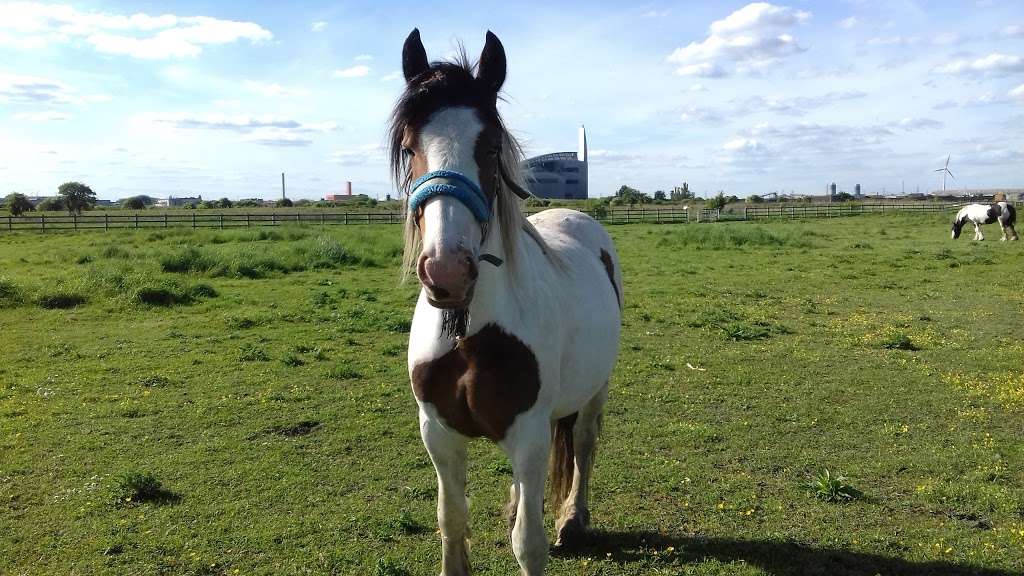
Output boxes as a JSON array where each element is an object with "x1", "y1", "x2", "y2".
[
  {"x1": 952, "y1": 202, "x2": 1018, "y2": 241},
  {"x1": 390, "y1": 29, "x2": 622, "y2": 575}
]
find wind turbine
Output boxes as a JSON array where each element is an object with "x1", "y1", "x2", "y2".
[{"x1": 934, "y1": 154, "x2": 955, "y2": 193}]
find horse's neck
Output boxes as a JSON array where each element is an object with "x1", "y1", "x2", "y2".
[{"x1": 467, "y1": 214, "x2": 527, "y2": 329}]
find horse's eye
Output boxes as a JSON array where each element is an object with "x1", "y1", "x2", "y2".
[
  {"x1": 402, "y1": 146, "x2": 415, "y2": 157},
  {"x1": 488, "y1": 146, "x2": 500, "y2": 157}
]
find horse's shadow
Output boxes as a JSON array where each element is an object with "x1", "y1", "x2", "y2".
[{"x1": 554, "y1": 529, "x2": 1016, "y2": 576}]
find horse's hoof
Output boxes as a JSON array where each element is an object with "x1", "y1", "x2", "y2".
[{"x1": 554, "y1": 515, "x2": 589, "y2": 549}]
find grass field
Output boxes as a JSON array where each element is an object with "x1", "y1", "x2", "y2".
[{"x1": 1, "y1": 214, "x2": 1022, "y2": 575}]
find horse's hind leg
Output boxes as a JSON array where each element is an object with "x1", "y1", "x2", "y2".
[
  {"x1": 555, "y1": 383, "x2": 608, "y2": 548},
  {"x1": 420, "y1": 412, "x2": 471, "y2": 576}
]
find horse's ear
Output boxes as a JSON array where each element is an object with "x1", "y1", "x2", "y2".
[
  {"x1": 403, "y1": 28, "x2": 429, "y2": 83},
  {"x1": 477, "y1": 30, "x2": 506, "y2": 94}
]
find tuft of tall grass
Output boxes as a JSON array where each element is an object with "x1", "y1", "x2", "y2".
[
  {"x1": 0, "y1": 276, "x2": 26, "y2": 308},
  {"x1": 654, "y1": 224, "x2": 814, "y2": 250}
]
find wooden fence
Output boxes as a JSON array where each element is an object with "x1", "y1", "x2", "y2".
[{"x1": 0, "y1": 202, "x2": 1000, "y2": 232}]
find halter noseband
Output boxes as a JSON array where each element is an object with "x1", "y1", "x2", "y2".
[{"x1": 409, "y1": 170, "x2": 492, "y2": 222}]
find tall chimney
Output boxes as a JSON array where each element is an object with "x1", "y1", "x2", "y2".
[
  {"x1": 345, "y1": 181, "x2": 352, "y2": 196},
  {"x1": 577, "y1": 124, "x2": 587, "y2": 163}
]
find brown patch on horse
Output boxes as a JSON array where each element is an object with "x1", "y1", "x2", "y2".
[
  {"x1": 985, "y1": 204, "x2": 1003, "y2": 224},
  {"x1": 599, "y1": 249, "x2": 621, "y2": 309},
  {"x1": 411, "y1": 323, "x2": 540, "y2": 440}
]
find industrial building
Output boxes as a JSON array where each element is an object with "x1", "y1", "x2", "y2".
[{"x1": 522, "y1": 126, "x2": 588, "y2": 200}]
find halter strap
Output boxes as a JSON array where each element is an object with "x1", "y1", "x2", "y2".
[{"x1": 408, "y1": 170, "x2": 491, "y2": 222}]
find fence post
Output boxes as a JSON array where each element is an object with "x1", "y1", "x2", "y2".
[
  {"x1": 192, "y1": 212, "x2": 197, "y2": 229},
  {"x1": 272, "y1": 213, "x2": 276, "y2": 226},
  {"x1": 164, "y1": 213, "x2": 168, "y2": 228},
  {"x1": 219, "y1": 213, "x2": 224, "y2": 229},
  {"x1": 322, "y1": 212, "x2": 326, "y2": 226},
  {"x1": 73, "y1": 214, "x2": 78, "y2": 231},
  {"x1": 41, "y1": 214, "x2": 46, "y2": 232},
  {"x1": 344, "y1": 213, "x2": 348, "y2": 225},
  {"x1": 104, "y1": 213, "x2": 109, "y2": 231},
  {"x1": 134, "y1": 214, "x2": 139, "y2": 229},
  {"x1": 7, "y1": 216, "x2": 11, "y2": 231}
]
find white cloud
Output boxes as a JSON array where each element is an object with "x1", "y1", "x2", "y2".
[
  {"x1": 837, "y1": 16, "x2": 858, "y2": 29},
  {"x1": 354, "y1": 54, "x2": 374, "y2": 62},
  {"x1": 688, "y1": 83, "x2": 709, "y2": 92},
  {"x1": 333, "y1": 65, "x2": 371, "y2": 78},
  {"x1": 641, "y1": 9, "x2": 670, "y2": 19},
  {"x1": 328, "y1": 144, "x2": 385, "y2": 165},
  {"x1": 723, "y1": 137, "x2": 763, "y2": 152},
  {"x1": 936, "y1": 52, "x2": 1024, "y2": 76},
  {"x1": 1010, "y1": 84, "x2": 1024, "y2": 100},
  {"x1": 0, "y1": 73, "x2": 108, "y2": 105},
  {"x1": 0, "y1": 3, "x2": 272, "y2": 59},
  {"x1": 1002, "y1": 24, "x2": 1023, "y2": 38},
  {"x1": 666, "y1": 2, "x2": 811, "y2": 77},
  {"x1": 311, "y1": 21, "x2": 328, "y2": 33},
  {"x1": 674, "y1": 90, "x2": 866, "y2": 124},
  {"x1": 14, "y1": 111, "x2": 72, "y2": 121},
  {"x1": 891, "y1": 117, "x2": 944, "y2": 130},
  {"x1": 141, "y1": 112, "x2": 338, "y2": 147},
  {"x1": 380, "y1": 70, "x2": 401, "y2": 82},
  {"x1": 244, "y1": 80, "x2": 309, "y2": 98}
]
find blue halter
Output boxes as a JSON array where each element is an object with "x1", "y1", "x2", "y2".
[{"x1": 408, "y1": 170, "x2": 491, "y2": 223}]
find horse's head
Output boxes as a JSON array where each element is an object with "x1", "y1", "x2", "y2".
[
  {"x1": 951, "y1": 209, "x2": 966, "y2": 239},
  {"x1": 390, "y1": 29, "x2": 512, "y2": 309}
]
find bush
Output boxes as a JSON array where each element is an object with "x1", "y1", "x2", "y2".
[
  {"x1": 110, "y1": 471, "x2": 177, "y2": 507},
  {"x1": 804, "y1": 469, "x2": 862, "y2": 503},
  {"x1": 0, "y1": 277, "x2": 25, "y2": 308},
  {"x1": 36, "y1": 290, "x2": 86, "y2": 309},
  {"x1": 275, "y1": 198, "x2": 293, "y2": 208},
  {"x1": 36, "y1": 197, "x2": 64, "y2": 212}
]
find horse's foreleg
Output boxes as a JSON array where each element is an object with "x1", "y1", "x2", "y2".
[
  {"x1": 420, "y1": 412, "x2": 471, "y2": 576},
  {"x1": 505, "y1": 419, "x2": 551, "y2": 576},
  {"x1": 974, "y1": 222, "x2": 984, "y2": 241},
  {"x1": 555, "y1": 384, "x2": 608, "y2": 548}
]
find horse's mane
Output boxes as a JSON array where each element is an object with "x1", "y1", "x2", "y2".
[{"x1": 388, "y1": 52, "x2": 550, "y2": 280}]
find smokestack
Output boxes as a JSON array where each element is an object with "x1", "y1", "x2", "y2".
[
  {"x1": 577, "y1": 124, "x2": 587, "y2": 163},
  {"x1": 345, "y1": 181, "x2": 352, "y2": 196},
  {"x1": 281, "y1": 172, "x2": 286, "y2": 199}
]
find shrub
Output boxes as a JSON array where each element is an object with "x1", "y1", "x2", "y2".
[
  {"x1": 110, "y1": 471, "x2": 177, "y2": 507},
  {"x1": 804, "y1": 469, "x2": 862, "y2": 503},
  {"x1": 327, "y1": 364, "x2": 361, "y2": 380},
  {"x1": 160, "y1": 247, "x2": 216, "y2": 274},
  {"x1": 880, "y1": 330, "x2": 918, "y2": 351},
  {"x1": 307, "y1": 236, "x2": 359, "y2": 268},
  {"x1": 36, "y1": 290, "x2": 86, "y2": 309},
  {"x1": 239, "y1": 344, "x2": 270, "y2": 362},
  {"x1": 0, "y1": 277, "x2": 25, "y2": 308},
  {"x1": 188, "y1": 283, "x2": 218, "y2": 298}
]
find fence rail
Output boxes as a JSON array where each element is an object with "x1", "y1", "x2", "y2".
[{"x1": 0, "y1": 202, "x2": 1004, "y2": 232}]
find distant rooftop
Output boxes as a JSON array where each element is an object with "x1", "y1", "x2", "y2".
[{"x1": 526, "y1": 152, "x2": 580, "y2": 164}]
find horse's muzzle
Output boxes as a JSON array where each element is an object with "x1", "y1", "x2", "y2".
[{"x1": 417, "y1": 249, "x2": 479, "y2": 309}]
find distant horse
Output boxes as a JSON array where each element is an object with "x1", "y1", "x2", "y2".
[
  {"x1": 390, "y1": 29, "x2": 622, "y2": 575},
  {"x1": 951, "y1": 202, "x2": 1018, "y2": 241}
]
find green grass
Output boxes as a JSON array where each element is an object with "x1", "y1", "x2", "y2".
[{"x1": 1, "y1": 216, "x2": 1022, "y2": 575}]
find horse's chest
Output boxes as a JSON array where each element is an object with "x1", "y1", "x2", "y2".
[{"x1": 411, "y1": 323, "x2": 540, "y2": 440}]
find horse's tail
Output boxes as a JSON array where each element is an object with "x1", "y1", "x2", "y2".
[{"x1": 549, "y1": 413, "x2": 577, "y2": 507}]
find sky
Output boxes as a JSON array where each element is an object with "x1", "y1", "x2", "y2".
[{"x1": 0, "y1": 0, "x2": 1022, "y2": 201}]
